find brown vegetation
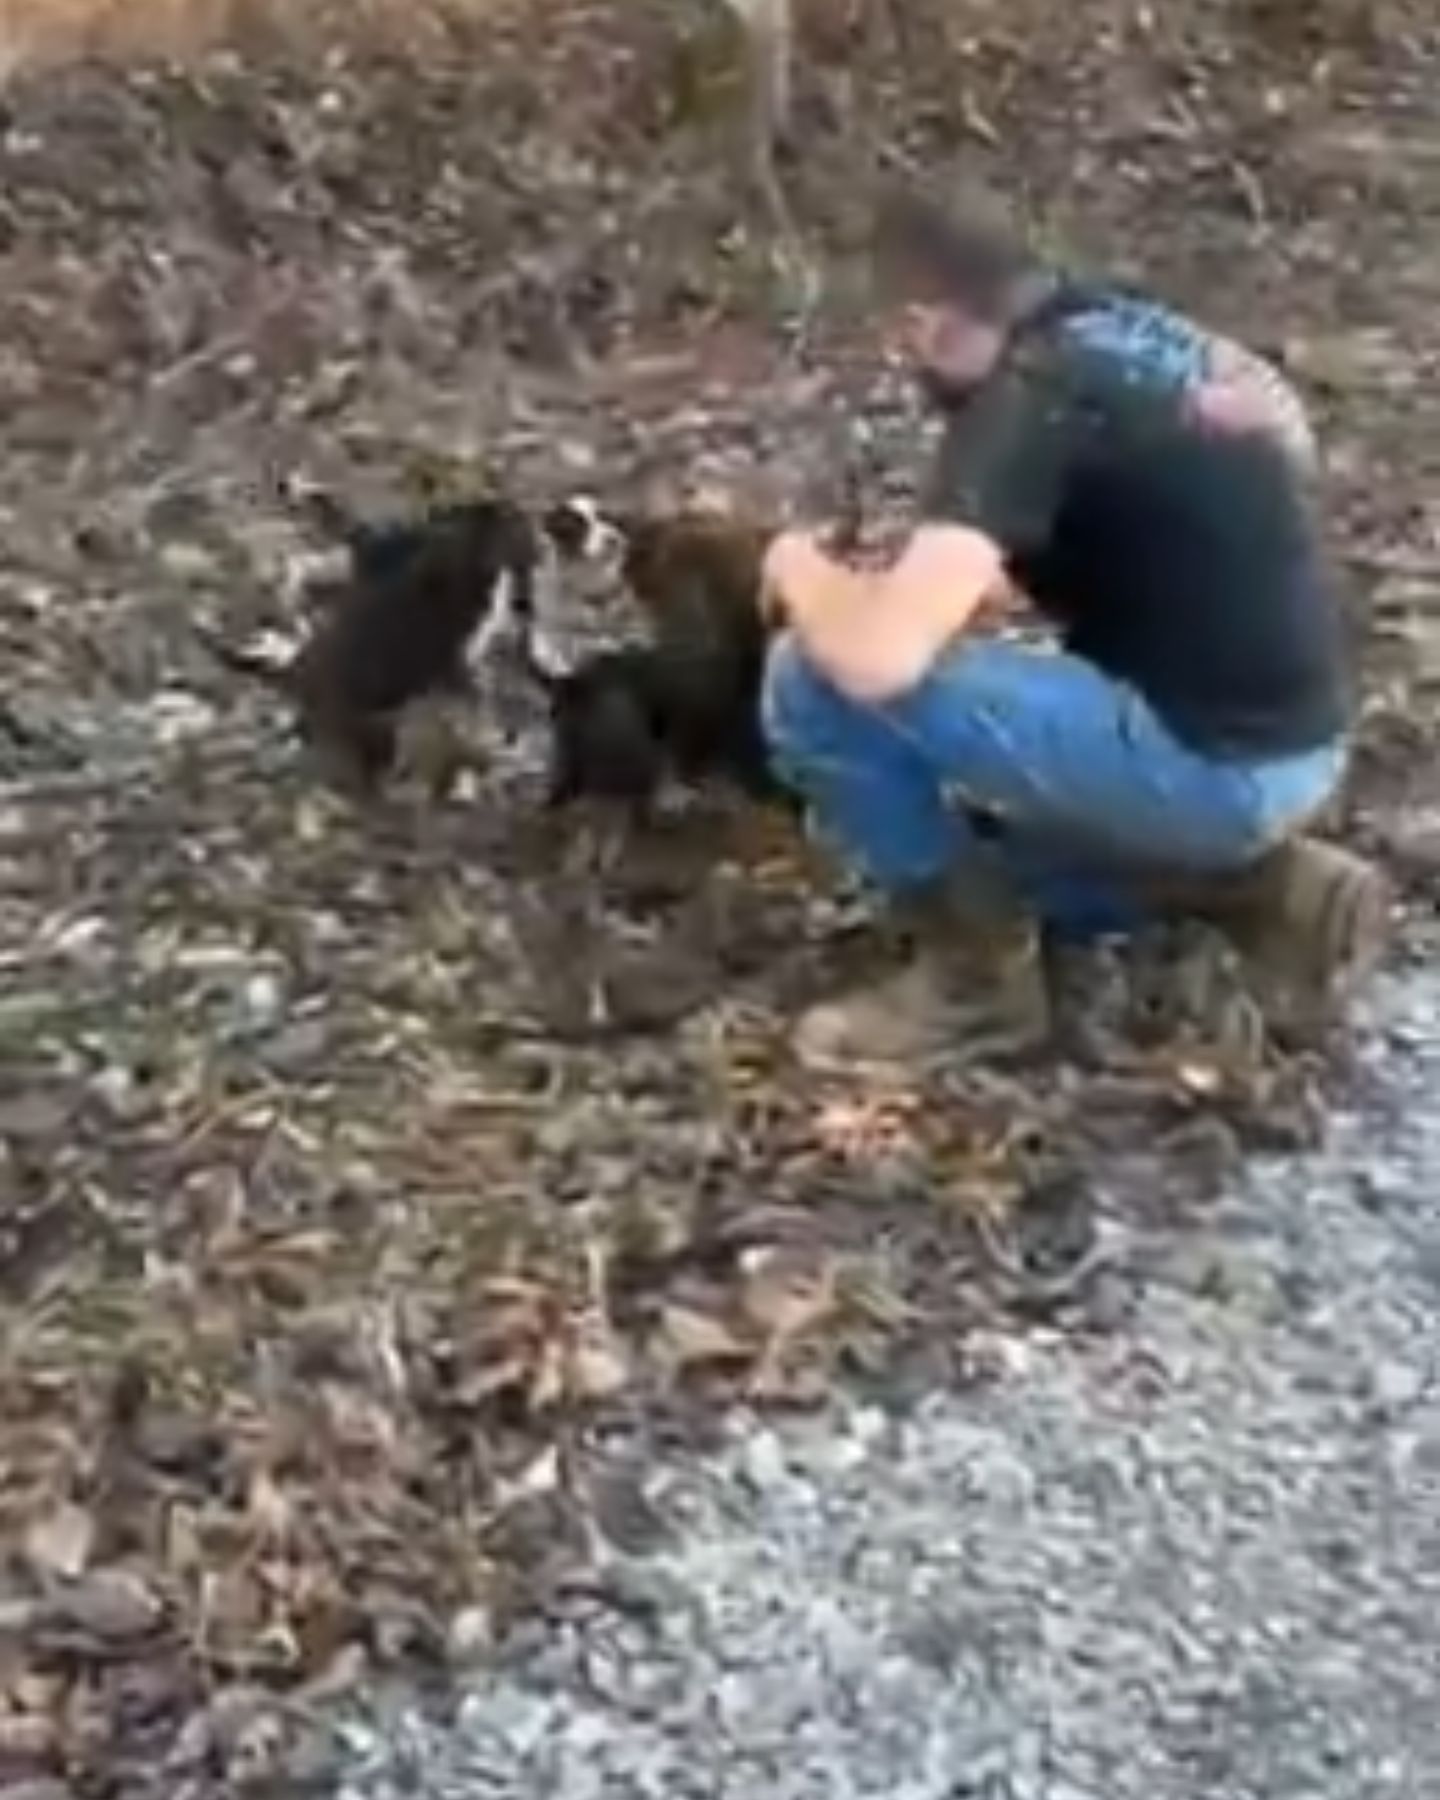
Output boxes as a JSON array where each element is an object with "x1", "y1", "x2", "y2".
[{"x1": 0, "y1": 0, "x2": 1436, "y2": 1793}]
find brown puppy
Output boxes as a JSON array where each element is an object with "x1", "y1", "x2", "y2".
[
  {"x1": 620, "y1": 509, "x2": 774, "y2": 656},
  {"x1": 523, "y1": 506, "x2": 791, "y2": 814},
  {"x1": 196, "y1": 496, "x2": 539, "y2": 796}
]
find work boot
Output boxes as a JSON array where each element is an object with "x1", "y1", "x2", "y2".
[
  {"x1": 1148, "y1": 836, "x2": 1392, "y2": 1042},
  {"x1": 792, "y1": 866, "x2": 1052, "y2": 1072}
]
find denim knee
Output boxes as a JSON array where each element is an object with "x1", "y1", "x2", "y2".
[{"x1": 761, "y1": 632, "x2": 839, "y2": 773}]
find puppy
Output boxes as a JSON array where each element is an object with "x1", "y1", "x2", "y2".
[
  {"x1": 275, "y1": 481, "x2": 447, "y2": 615},
  {"x1": 539, "y1": 495, "x2": 629, "y2": 605},
  {"x1": 619, "y1": 509, "x2": 774, "y2": 652},
  {"x1": 196, "y1": 496, "x2": 538, "y2": 795},
  {"x1": 521, "y1": 507, "x2": 792, "y2": 815},
  {"x1": 526, "y1": 638, "x2": 784, "y2": 812}
]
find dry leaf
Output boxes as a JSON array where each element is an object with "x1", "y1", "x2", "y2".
[
  {"x1": 812, "y1": 1095, "x2": 918, "y2": 1161},
  {"x1": 45, "y1": 1569, "x2": 164, "y2": 1646},
  {"x1": 566, "y1": 1313, "x2": 630, "y2": 1400},
  {"x1": 0, "y1": 1599, "x2": 41, "y2": 1636},
  {"x1": 8, "y1": 1669, "x2": 66, "y2": 1715},
  {"x1": 458, "y1": 1355, "x2": 533, "y2": 1405},
  {"x1": 495, "y1": 1446, "x2": 561, "y2": 1506},
  {"x1": 23, "y1": 1502, "x2": 94, "y2": 1581},
  {"x1": 736, "y1": 1245, "x2": 837, "y2": 1343},
  {"x1": 0, "y1": 1779, "x2": 74, "y2": 1800},
  {"x1": 0, "y1": 1710, "x2": 60, "y2": 1762},
  {"x1": 526, "y1": 1336, "x2": 568, "y2": 1412},
  {"x1": 197, "y1": 1567, "x2": 266, "y2": 1662},
  {"x1": 163, "y1": 1503, "x2": 205, "y2": 1578},
  {"x1": 297, "y1": 1641, "x2": 369, "y2": 1703},
  {"x1": 654, "y1": 1303, "x2": 750, "y2": 1369},
  {"x1": 1175, "y1": 1060, "x2": 1224, "y2": 1096},
  {"x1": 245, "y1": 1470, "x2": 293, "y2": 1548}
]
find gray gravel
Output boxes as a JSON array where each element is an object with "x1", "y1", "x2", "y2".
[{"x1": 337, "y1": 946, "x2": 1440, "y2": 1800}]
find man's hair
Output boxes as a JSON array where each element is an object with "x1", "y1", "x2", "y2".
[{"x1": 872, "y1": 182, "x2": 1038, "y2": 323}]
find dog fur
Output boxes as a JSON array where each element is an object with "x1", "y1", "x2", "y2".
[
  {"x1": 539, "y1": 495, "x2": 629, "y2": 604},
  {"x1": 522, "y1": 506, "x2": 792, "y2": 814},
  {"x1": 196, "y1": 495, "x2": 538, "y2": 795}
]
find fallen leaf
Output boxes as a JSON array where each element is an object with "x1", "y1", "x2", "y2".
[
  {"x1": 0, "y1": 1092, "x2": 74, "y2": 1142},
  {"x1": 495, "y1": 1446, "x2": 561, "y2": 1506},
  {"x1": 566, "y1": 1314, "x2": 631, "y2": 1400},
  {"x1": 297, "y1": 1641, "x2": 369, "y2": 1703},
  {"x1": 1175, "y1": 1060, "x2": 1224, "y2": 1096},
  {"x1": 0, "y1": 1709, "x2": 60, "y2": 1763},
  {"x1": 526, "y1": 1336, "x2": 568, "y2": 1412},
  {"x1": 23, "y1": 1503, "x2": 94, "y2": 1581},
  {"x1": 244, "y1": 1461, "x2": 295, "y2": 1548},
  {"x1": 653, "y1": 1303, "x2": 750, "y2": 1369},
  {"x1": 44, "y1": 1570, "x2": 164, "y2": 1646},
  {"x1": 736, "y1": 1245, "x2": 838, "y2": 1343},
  {"x1": 0, "y1": 1780, "x2": 75, "y2": 1800}
]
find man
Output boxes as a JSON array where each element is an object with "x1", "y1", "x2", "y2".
[{"x1": 759, "y1": 185, "x2": 1389, "y2": 1068}]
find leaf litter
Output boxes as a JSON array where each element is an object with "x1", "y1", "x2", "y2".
[{"x1": 0, "y1": 0, "x2": 1437, "y2": 1791}]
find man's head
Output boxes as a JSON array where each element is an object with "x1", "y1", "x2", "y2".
[{"x1": 872, "y1": 183, "x2": 1045, "y2": 404}]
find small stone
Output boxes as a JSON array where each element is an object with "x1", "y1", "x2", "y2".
[
  {"x1": 158, "y1": 541, "x2": 221, "y2": 582},
  {"x1": 0, "y1": 1092, "x2": 72, "y2": 1141},
  {"x1": 738, "y1": 1430, "x2": 788, "y2": 1492},
  {"x1": 446, "y1": 1607, "x2": 494, "y2": 1667},
  {"x1": 241, "y1": 972, "x2": 286, "y2": 1028},
  {"x1": 848, "y1": 1404, "x2": 889, "y2": 1449},
  {"x1": 261, "y1": 1017, "x2": 332, "y2": 1075},
  {"x1": 589, "y1": 1466, "x2": 671, "y2": 1556},
  {"x1": 1369, "y1": 1359, "x2": 1427, "y2": 1414}
]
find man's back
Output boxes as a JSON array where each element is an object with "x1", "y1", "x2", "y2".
[
  {"x1": 926, "y1": 285, "x2": 1354, "y2": 759},
  {"x1": 1015, "y1": 392, "x2": 1351, "y2": 759}
]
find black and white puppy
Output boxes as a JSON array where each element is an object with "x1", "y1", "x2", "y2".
[
  {"x1": 539, "y1": 495, "x2": 629, "y2": 605},
  {"x1": 196, "y1": 495, "x2": 540, "y2": 795}
]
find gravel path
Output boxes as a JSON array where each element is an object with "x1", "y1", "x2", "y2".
[{"x1": 335, "y1": 940, "x2": 1440, "y2": 1800}]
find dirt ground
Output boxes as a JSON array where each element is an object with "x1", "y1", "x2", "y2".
[{"x1": 0, "y1": 1, "x2": 1438, "y2": 1793}]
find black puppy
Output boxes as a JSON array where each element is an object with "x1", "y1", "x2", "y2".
[
  {"x1": 527, "y1": 636, "x2": 784, "y2": 810},
  {"x1": 196, "y1": 496, "x2": 539, "y2": 795}
]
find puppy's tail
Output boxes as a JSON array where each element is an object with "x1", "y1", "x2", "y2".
[{"x1": 192, "y1": 623, "x2": 298, "y2": 692}]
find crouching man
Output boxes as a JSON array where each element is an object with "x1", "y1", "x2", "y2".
[{"x1": 759, "y1": 185, "x2": 1390, "y2": 1069}]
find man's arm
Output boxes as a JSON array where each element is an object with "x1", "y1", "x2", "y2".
[
  {"x1": 763, "y1": 524, "x2": 1006, "y2": 703},
  {"x1": 762, "y1": 344, "x2": 1094, "y2": 703}
]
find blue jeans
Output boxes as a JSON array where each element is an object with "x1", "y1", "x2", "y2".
[{"x1": 761, "y1": 634, "x2": 1348, "y2": 941}]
